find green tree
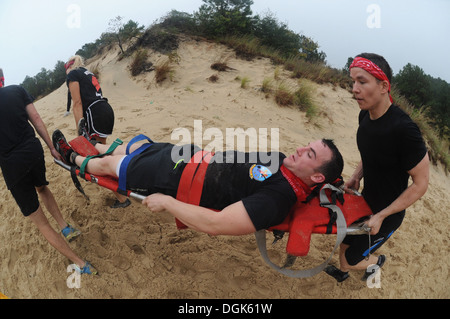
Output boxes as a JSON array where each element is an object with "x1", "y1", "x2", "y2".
[
  {"x1": 195, "y1": 0, "x2": 254, "y2": 37},
  {"x1": 121, "y1": 20, "x2": 145, "y2": 42},
  {"x1": 343, "y1": 57, "x2": 354, "y2": 74},
  {"x1": 108, "y1": 16, "x2": 128, "y2": 54},
  {"x1": 34, "y1": 68, "x2": 52, "y2": 96},
  {"x1": 393, "y1": 63, "x2": 431, "y2": 107},
  {"x1": 51, "y1": 61, "x2": 67, "y2": 89},
  {"x1": 298, "y1": 35, "x2": 326, "y2": 63},
  {"x1": 21, "y1": 76, "x2": 38, "y2": 98},
  {"x1": 77, "y1": 18, "x2": 144, "y2": 58},
  {"x1": 158, "y1": 10, "x2": 197, "y2": 33},
  {"x1": 428, "y1": 76, "x2": 450, "y2": 137},
  {"x1": 252, "y1": 12, "x2": 301, "y2": 57}
]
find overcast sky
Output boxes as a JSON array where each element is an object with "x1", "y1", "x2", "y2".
[{"x1": 1, "y1": 0, "x2": 449, "y2": 85}]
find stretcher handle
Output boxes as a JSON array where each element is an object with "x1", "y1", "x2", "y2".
[{"x1": 54, "y1": 159, "x2": 146, "y2": 203}]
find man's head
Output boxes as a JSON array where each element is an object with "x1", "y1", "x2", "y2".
[
  {"x1": 65, "y1": 55, "x2": 84, "y2": 74},
  {"x1": 283, "y1": 139, "x2": 343, "y2": 187},
  {"x1": 349, "y1": 53, "x2": 393, "y2": 111},
  {"x1": 353, "y1": 53, "x2": 392, "y2": 82},
  {"x1": 0, "y1": 68, "x2": 4, "y2": 88}
]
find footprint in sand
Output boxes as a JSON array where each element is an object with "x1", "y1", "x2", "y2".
[
  {"x1": 125, "y1": 241, "x2": 146, "y2": 255},
  {"x1": 112, "y1": 255, "x2": 131, "y2": 270}
]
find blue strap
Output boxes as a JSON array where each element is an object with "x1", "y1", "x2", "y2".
[
  {"x1": 118, "y1": 135, "x2": 154, "y2": 193},
  {"x1": 126, "y1": 134, "x2": 154, "y2": 155}
]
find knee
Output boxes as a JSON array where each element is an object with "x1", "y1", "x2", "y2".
[
  {"x1": 95, "y1": 157, "x2": 118, "y2": 176},
  {"x1": 35, "y1": 185, "x2": 47, "y2": 194}
]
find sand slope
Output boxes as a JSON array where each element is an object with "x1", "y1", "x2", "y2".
[{"x1": 0, "y1": 38, "x2": 448, "y2": 299}]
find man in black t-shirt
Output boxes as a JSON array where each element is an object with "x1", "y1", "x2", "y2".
[
  {"x1": 0, "y1": 78, "x2": 97, "y2": 275},
  {"x1": 53, "y1": 130, "x2": 344, "y2": 236},
  {"x1": 325, "y1": 53, "x2": 429, "y2": 282}
]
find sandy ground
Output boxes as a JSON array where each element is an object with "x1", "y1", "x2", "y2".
[{"x1": 0, "y1": 38, "x2": 448, "y2": 299}]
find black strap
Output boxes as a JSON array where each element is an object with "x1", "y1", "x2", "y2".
[
  {"x1": 70, "y1": 166, "x2": 89, "y2": 200},
  {"x1": 326, "y1": 208, "x2": 337, "y2": 234}
]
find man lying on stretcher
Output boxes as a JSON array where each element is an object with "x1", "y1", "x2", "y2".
[{"x1": 53, "y1": 130, "x2": 344, "y2": 236}]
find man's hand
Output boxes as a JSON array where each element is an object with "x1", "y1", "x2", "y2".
[
  {"x1": 142, "y1": 193, "x2": 170, "y2": 212},
  {"x1": 365, "y1": 213, "x2": 384, "y2": 235},
  {"x1": 343, "y1": 177, "x2": 361, "y2": 195},
  {"x1": 50, "y1": 147, "x2": 62, "y2": 161}
]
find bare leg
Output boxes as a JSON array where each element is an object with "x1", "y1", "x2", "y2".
[
  {"x1": 28, "y1": 206, "x2": 85, "y2": 268},
  {"x1": 36, "y1": 185, "x2": 68, "y2": 230},
  {"x1": 74, "y1": 141, "x2": 146, "y2": 178},
  {"x1": 95, "y1": 137, "x2": 107, "y2": 145},
  {"x1": 74, "y1": 154, "x2": 123, "y2": 178},
  {"x1": 94, "y1": 141, "x2": 145, "y2": 157},
  {"x1": 73, "y1": 140, "x2": 146, "y2": 205}
]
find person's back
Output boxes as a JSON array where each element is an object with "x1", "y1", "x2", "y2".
[{"x1": 66, "y1": 67, "x2": 105, "y2": 112}]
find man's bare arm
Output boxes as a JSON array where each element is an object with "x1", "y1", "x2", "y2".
[{"x1": 142, "y1": 194, "x2": 256, "y2": 236}]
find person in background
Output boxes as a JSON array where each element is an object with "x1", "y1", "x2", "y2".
[
  {"x1": 65, "y1": 55, "x2": 115, "y2": 145},
  {"x1": 65, "y1": 55, "x2": 129, "y2": 208}
]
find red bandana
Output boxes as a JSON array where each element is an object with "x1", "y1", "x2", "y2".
[
  {"x1": 0, "y1": 76, "x2": 4, "y2": 88},
  {"x1": 280, "y1": 165, "x2": 311, "y2": 202},
  {"x1": 350, "y1": 57, "x2": 393, "y2": 103},
  {"x1": 65, "y1": 60, "x2": 75, "y2": 71}
]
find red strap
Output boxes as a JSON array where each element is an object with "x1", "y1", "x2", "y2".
[
  {"x1": 189, "y1": 152, "x2": 213, "y2": 205},
  {"x1": 175, "y1": 151, "x2": 214, "y2": 229}
]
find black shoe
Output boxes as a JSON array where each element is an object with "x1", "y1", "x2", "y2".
[
  {"x1": 324, "y1": 265, "x2": 349, "y2": 282},
  {"x1": 110, "y1": 198, "x2": 131, "y2": 209},
  {"x1": 361, "y1": 255, "x2": 386, "y2": 281},
  {"x1": 52, "y1": 130, "x2": 74, "y2": 164},
  {"x1": 78, "y1": 118, "x2": 90, "y2": 140}
]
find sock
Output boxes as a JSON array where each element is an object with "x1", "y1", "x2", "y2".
[{"x1": 70, "y1": 151, "x2": 79, "y2": 165}]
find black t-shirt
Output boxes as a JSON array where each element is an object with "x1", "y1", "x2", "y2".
[
  {"x1": 0, "y1": 85, "x2": 44, "y2": 188},
  {"x1": 126, "y1": 144, "x2": 297, "y2": 230},
  {"x1": 201, "y1": 151, "x2": 296, "y2": 230},
  {"x1": 66, "y1": 67, "x2": 106, "y2": 114},
  {"x1": 357, "y1": 104, "x2": 427, "y2": 214}
]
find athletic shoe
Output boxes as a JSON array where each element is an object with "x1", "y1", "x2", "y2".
[
  {"x1": 61, "y1": 224, "x2": 81, "y2": 242},
  {"x1": 52, "y1": 129, "x2": 74, "y2": 164},
  {"x1": 361, "y1": 255, "x2": 386, "y2": 281},
  {"x1": 77, "y1": 118, "x2": 90, "y2": 140},
  {"x1": 324, "y1": 265, "x2": 349, "y2": 282},
  {"x1": 79, "y1": 261, "x2": 99, "y2": 275}
]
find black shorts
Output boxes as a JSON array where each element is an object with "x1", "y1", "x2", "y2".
[
  {"x1": 86, "y1": 100, "x2": 115, "y2": 139},
  {"x1": 342, "y1": 212, "x2": 405, "y2": 266},
  {"x1": 126, "y1": 143, "x2": 194, "y2": 197},
  {"x1": 9, "y1": 157, "x2": 49, "y2": 217}
]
